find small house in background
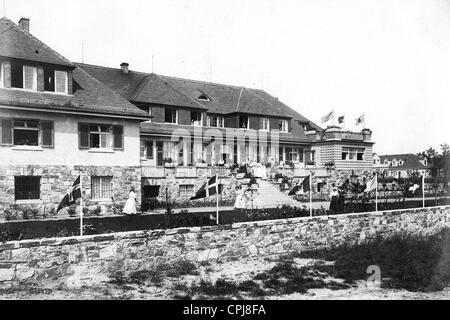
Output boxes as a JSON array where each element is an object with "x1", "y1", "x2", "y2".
[{"x1": 372, "y1": 153, "x2": 432, "y2": 178}]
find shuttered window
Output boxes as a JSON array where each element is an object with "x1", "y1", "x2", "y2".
[
  {"x1": 79, "y1": 123, "x2": 123, "y2": 150},
  {"x1": 1, "y1": 119, "x2": 13, "y2": 145},
  {"x1": 23, "y1": 66, "x2": 37, "y2": 90},
  {"x1": 41, "y1": 121, "x2": 54, "y2": 147}
]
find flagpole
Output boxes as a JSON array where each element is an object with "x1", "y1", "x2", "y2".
[
  {"x1": 216, "y1": 171, "x2": 219, "y2": 225},
  {"x1": 375, "y1": 173, "x2": 378, "y2": 212},
  {"x1": 422, "y1": 174, "x2": 425, "y2": 208},
  {"x1": 309, "y1": 173, "x2": 312, "y2": 218},
  {"x1": 79, "y1": 172, "x2": 83, "y2": 237}
]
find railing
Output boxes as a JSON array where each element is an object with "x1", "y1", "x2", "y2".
[{"x1": 141, "y1": 165, "x2": 230, "y2": 178}]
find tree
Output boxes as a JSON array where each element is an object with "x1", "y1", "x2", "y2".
[{"x1": 417, "y1": 143, "x2": 450, "y2": 205}]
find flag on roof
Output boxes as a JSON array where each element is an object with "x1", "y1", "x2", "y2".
[
  {"x1": 355, "y1": 114, "x2": 365, "y2": 126},
  {"x1": 321, "y1": 110, "x2": 334, "y2": 123}
]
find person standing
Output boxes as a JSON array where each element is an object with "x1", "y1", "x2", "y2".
[
  {"x1": 329, "y1": 184, "x2": 339, "y2": 214},
  {"x1": 123, "y1": 186, "x2": 137, "y2": 215}
]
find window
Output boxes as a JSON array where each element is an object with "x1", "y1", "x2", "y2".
[
  {"x1": 197, "y1": 94, "x2": 210, "y2": 101},
  {"x1": 342, "y1": 147, "x2": 365, "y2": 161},
  {"x1": 287, "y1": 147, "x2": 299, "y2": 162},
  {"x1": 207, "y1": 115, "x2": 224, "y2": 128},
  {"x1": 165, "y1": 109, "x2": 178, "y2": 124},
  {"x1": 23, "y1": 66, "x2": 37, "y2": 90},
  {"x1": 91, "y1": 176, "x2": 112, "y2": 199},
  {"x1": 144, "y1": 140, "x2": 154, "y2": 159},
  {"x1": 191, "y1": 111, "x2": 203, "y2": 126},
  {"x1": 279, "y1": 120, "x2": 289, "y2": 132},
  {"x1": 13, "y1": 119, "x2": 39, "y2": 146},
  {"x1": 78, "y1": 123, "x2": 123, "y2": 150},
  {"x1": 15, "y1": 176, "x2": 40, "y2": 200},
  {"x1": 261, "y1": 118, "x2": 270, "y2": 131},
  {"x1": 44, "y1": 68, "x2": 68, "y2": 94},
  {"x1": 2, "y1": 119, "x2": 52, "y2": 147},
  {"x1": 89, "y1": 125, "x2": 111, "y2": 148},
  {"x1": 179, "y1": 185, "x2": 194, "y2": 198},
  {"x1": 239, "y1": 116, "x2": 249, "y2": 129},
  {"x1": 143, "y1": 185, "x2": 160, "y2": 198}
]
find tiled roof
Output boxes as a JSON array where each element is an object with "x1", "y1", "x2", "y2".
[
  {"x1": 0, "y1": 67, "x2": 151, "y2": 119},
  {"x1": 77, "y1": 63, "x2": 322, "y2": 131},
  {"x1": 0, "y1": 17, "x2": 73, "y2": 67},
  {"x1": 377, "y1": 153, "x2": 430, "y2": 169}
]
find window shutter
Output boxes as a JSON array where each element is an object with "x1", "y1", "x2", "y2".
[
  {"x1": 112, "y1": 125, "x2": 123, "y2": 150},
  {"x1": 1, "y1": 119, "x2": 13, "y2": 145},
  {"x1": 55, "y1": 71, "x2": 67, "y2": 93},
  {"x1": 78, "y1": 123, "x2": 89, "y2": 148},
  {"x1": 41, "y1": 120, "x2": 54, "y2": 147},
  {"x1": 140, "y1": 140, "x2": 145, "y2": 158}
]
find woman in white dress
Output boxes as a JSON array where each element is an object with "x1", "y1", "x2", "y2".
[
  {"x1": 123, "y1": 187, "x2": 137, "y2": 215},
  {"x1": 234, "y1": 186, "x2": 246, "y2": 209}
]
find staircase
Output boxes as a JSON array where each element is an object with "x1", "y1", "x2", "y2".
[{"x1": 243, "y1": 179, "x2": 301, "y2": 209}]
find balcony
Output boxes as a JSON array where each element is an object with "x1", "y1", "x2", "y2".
[{"x1": 141, "y1": 165, "x2": 230, "y2": 178}]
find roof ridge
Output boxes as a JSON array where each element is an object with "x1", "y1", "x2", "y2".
[
  {"x1": 76, "y1": 62, "x2": 151, "y2": 77},
  {"x1": 3, "y1": 17, "x2": 74, "y2": 67},
  {"x1": 74, "y1": 66, "x2": 149, "y2": 117}
]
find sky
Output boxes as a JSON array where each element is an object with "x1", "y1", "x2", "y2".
[{"x1": 3, "y1": 0, "x2": 450, "y2": 155}]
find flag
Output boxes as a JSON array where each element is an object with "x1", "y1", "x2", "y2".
[
  {"x1": 355, "y1": 114, "x2": 365, "y2": 126},
  {"x1": 408, "y1": 184, "x2": 420, "y2": 195},
  {"x1": 321, "y1": 110, "x2": 334, "y2": 123},
  {"x1": 364, "y1": 176, "x2": 377, "y2": 192},
  {"x1": 190, "y1": 176, "x2": 223, "y2": 200},
  {"x1": 288, "y1": 175, "x2": 311, "y2": 195},
  {"x1": 57, "y1": 176, "x2": 81, "y2": 211},
  {"x1": 338, "y1": 116, "x2": 344, "y2": 124}
]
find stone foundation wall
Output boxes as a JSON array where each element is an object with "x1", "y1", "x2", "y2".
[
  {"x1": 0, "y1": 205, "x2": 448, "y2": 286},
  {"x1": 0, "y1": 165, "x2": 141, "y2": 220}
]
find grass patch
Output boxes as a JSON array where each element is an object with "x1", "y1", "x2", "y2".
[
  {"x1": 291, "y1": 228, "x2": 450, "y2": 292},
  {"x1": 107, "y1": 259, "x2": 199, "y2": 288}
]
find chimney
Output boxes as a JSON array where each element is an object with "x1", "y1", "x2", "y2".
[
  {"x1": 120, "y1": 62, "x2": 129, "y2": 74},
  {"x1": 19, "y1": 17, "x2": 30, "y2": 33}
]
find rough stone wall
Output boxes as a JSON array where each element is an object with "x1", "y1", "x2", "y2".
[
  {"x1": 0, "y1": 205, "x2": 448, "y2": 286},
  {"x1": 0, "y1": 165, "x2": 141, "y2": 219}
]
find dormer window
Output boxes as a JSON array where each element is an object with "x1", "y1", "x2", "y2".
[
  {"x1": 44, "y1": 67, "x2": 68, "y2": 94},
  {"x1": 384, "y1": 159, "x2": 389, "y2": 165},
  {"x1": 11, "y1": 62, "x2": 37, "y2": 90},
  {"x1": 261, "y1": 118, "x2": 270, "y2": 131},
  {"x1": 279, "y1": 120, "x2": 289, "y2": 132},
  {"x1": 191, "y1": 111, "x2": 203, "y2": 126},
  {"x1": 239, "y1": 116, "x2": 249, "y2": 129},
  {"x1": 197, "y1": 94, "x2": 210, "y2": 101}
]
